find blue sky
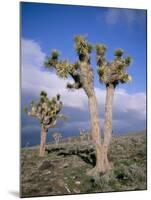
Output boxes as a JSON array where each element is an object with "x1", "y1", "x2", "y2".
[{"x1": 21, "y1": 2, "x2": 147, "y2": 147}]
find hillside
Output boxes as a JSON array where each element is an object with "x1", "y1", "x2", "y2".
[{"x1": 20, "y1": 131, "x2": 147, "y2": 197}]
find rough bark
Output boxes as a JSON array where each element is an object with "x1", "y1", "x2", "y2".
[
  {"x1": 88, "y1": 94, "x2": 104, "y2": 174},
  {"x1": 88, "y1": 92, "x2": 101, "y2": 144},
  {"x1": 80, "y1": 61, "x2": 106, "y2": 174},
  {"x1": 102, "y1": 83, "x2": 114, "y2": 171},
  {"x1": 95, "y1": 143, "x2": 110, "y2": 173},
  {"x1": 39, "y1": 127, "x2": 47, "y2": 157}
]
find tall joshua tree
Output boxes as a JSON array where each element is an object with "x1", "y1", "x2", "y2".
[
  {"x1": 96, "y1": 45, "x2": 132, "y2": 171},
  {"x1": 44, "y1": 36, "x2": 102, "y2": 174},
  {"x1": 25, "y1": 91, "x2": 64, "y2": 157}
]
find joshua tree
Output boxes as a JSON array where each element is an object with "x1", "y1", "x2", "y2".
[
  {"x1": 44, "y1": 36, "x2": 102, "y2": 175},
  {"x1": 24, "y1": 91, "x2": 64, "y2": 157},
  {"x1": 79, "y1": 128, "x2": 85, "y2": 142},
  {"x1": 96, "y1": 45, "x2": 132, "y2": 171},
  {"x1": 52, "y1": 132, "x2": 62, "y2": 146}
]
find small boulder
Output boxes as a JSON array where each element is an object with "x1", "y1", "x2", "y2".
[
  {"x1": 63, "y1": 163, "x2": 69, "y2": 168},
  {"x1": 75, "y1": 181, "x2": 81, "y2": 185}
]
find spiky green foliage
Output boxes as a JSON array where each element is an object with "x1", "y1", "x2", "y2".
[
  {"x1": 40, "y1": 90, "x2": 47, "y2": 97},
  {"x1": 74, "y1": 35, "x2": 93, "y2": 60},
  {"x1": 114, "y1": 48, "x2": 124, "y2": 58},
  {"x1": 95, "y1": 44, "x2": 107, "y2": 67},
  {"x1": 51, "y1": 50, "x2": 60, "y2": 60},
  {"x1": 25, "y1": 91, "x2": 65, "y2": 131},
  {"x1": 44, "y1": 50, "x2": 59, "y2": 68},
  {"x1": 56, "y1": 94, "x2": 60, "y2": 100},
  {"x1": 44, "y1": 36, "x2": 132, "y2": 91},
  {"x1": 44, "y1": 35, "x2": 93, "y2": 90},
  {"x1": 96, "y1": 45, "x2": 132, "y2": 87},
  {"x1": 24, "y1": 107, "x2": 28, "y2": 114},
  {"x1": 95, "y1": 44, "x2": 107, "y2": 56},
  {"x1": 125, "y1": 56, "x2": 132, "y2": 66},
  {"x1": 45, "y1": 53, "x2": 72, "y2": 79}
]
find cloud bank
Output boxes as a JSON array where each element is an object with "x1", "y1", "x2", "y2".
[
  {"x1": 97, "y1": 8, "x2": 146, "y2": 27},
  {"x1": 21, "y1": 39, "x2": 146, "y2": 146}
]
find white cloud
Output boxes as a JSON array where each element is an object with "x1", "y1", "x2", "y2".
[
  {"x1": 113, "y1": 89, "x2": 146, "y2": 120},
  {"x1": 102, "y1": 8, "x2": 146, "y2": 26},
  {"x1": 21, "y1": 39, "x2": 146, "y2": 133},
  {"x1": 21, "y1": 38, "x2": 45, "y2": 68},
  {"x1": 21, "y1": 38, "x2": 88, "y2": 109}
]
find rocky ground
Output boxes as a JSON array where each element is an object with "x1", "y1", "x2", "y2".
[{"x1": 20, "y1": 131, "x2": 147, "y2": 197}]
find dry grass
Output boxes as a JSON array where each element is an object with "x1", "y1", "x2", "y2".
[{"x1": 20, "y1": 130, "x2": 147, "y2": 197}]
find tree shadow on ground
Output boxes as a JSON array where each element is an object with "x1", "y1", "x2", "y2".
[
  {"x1": 45, "y1": 147, "x2": 64, "y2": 154},
  {"x1": 45, "y1": 146, "x2": 96, "y2": 166}
]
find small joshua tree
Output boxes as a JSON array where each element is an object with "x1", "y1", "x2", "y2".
[
  {"x1": 52, "y1": 132, "x2": 62, "y2": 146},
  {"x1": 24, "y1": 91, "x2": 64, "y2": 157},
  {"x1": 79, "y1": 128, "x2": 85, "y2": 142},
  {"x1": 96, "y1": 45, "x2": 132, "y2": 171},
  {"x1": 44, "y1": 36, "x2": 102, "y2": 175}
]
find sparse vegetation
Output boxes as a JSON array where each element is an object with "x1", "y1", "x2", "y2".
[
  {"x1": 20, "y1": 0, "x2": 147, "y2": 196},
  {"x1": 21, "y1": 131, "x2": 146, "y2": 197}
]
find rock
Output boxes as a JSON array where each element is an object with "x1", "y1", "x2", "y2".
[
  {"x1": 38, "y1": 160, "x2": 54, "y2": 171},
  {"x1": 75, "y1": 181, "x2": 81, "y2": 185},
  {"x1": 63, "y1": 163, "x2": 69, "y2": 168},
  {"x1": 73, "y1": 188, "x2": 81, "y2": 193},
  {"x1": 43, "y1": 170, "x2": 51, "y2": 175},
  {"x1": 72, "y1": 176, "x2": 78, "y2": 180}
]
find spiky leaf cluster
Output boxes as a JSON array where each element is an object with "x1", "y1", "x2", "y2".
[
  {"x1": 114, "y1": 48, "x2": 124, "y2": 58},
  {"x1": 74, "y1": 35, "x2": 93, "y2": 61},
  {"x1": 44, "y1": 38, "x2": 87, "y2": 90},
  {"x1": 96, "y1": 44, "x2": 107, "y2": 56},
  {"x1": 45, "y1": 51, "x2": 73, "y2": 78},
  {"x1": 25, "y1": 91, "x2": 64, "y2": 130},
  {"x1": 96, "y1": 46, "x2": 132, "y2": 87},
  {"x1": 96, "y1": 44, "x2": 107, "y2": 66}
]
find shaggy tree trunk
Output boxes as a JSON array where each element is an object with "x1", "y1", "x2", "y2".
[
  {"x1": 39, "y1": 127, "x2": 47, "y2": 157},
  {"x1": 102, "y1": 83, "x2": 114, "y2": 171},
  {"x1": 80, "y1": 61, "x2": 106, "y2": 175},
  {"x1": 88, "y1": 91, "x2": 101, "y2": 144},
  {"x1": 88, "y1": 92, "x2": 103, "y2": 172},
  {"x1": 88, "y1": 91, "x2": 111, "y2": 174}
]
